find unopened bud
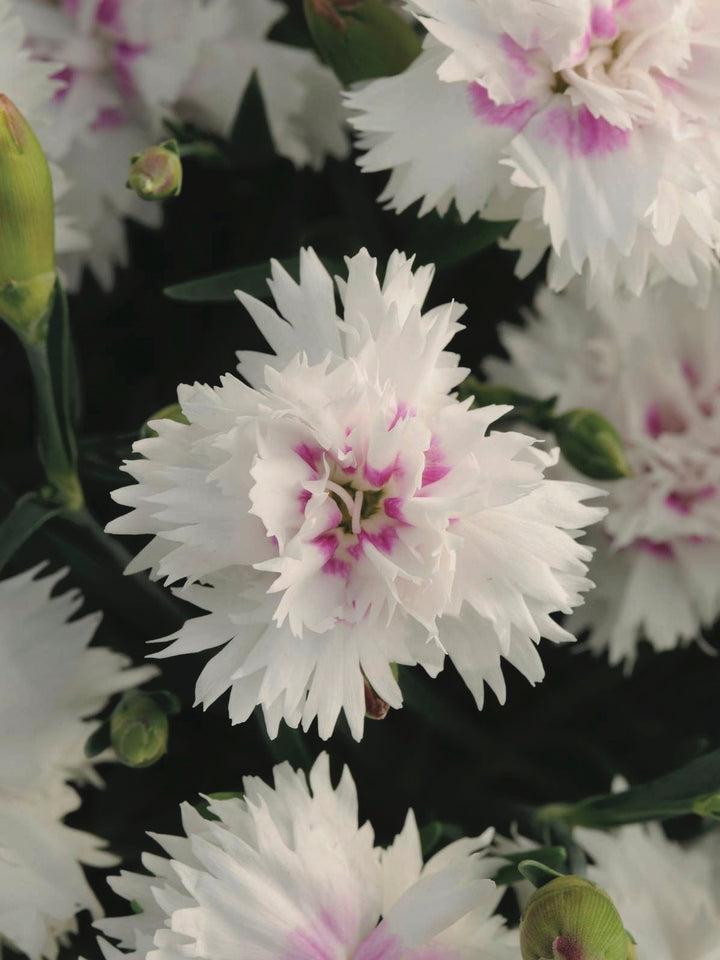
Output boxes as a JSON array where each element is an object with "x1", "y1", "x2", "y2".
[
  {"x1": 364, "y1": 676, "x2": 390, "y2": 720},
  {"x1": 0, "y1": 95, "x2": 56, "y2": 343},
  {"x1": 553, "y1": 409, "x2": 632, "y2": 481},
  {"x1": 127, "y1": 139, "x2": 182, "y2": 201},
  {"x1": 692, "y1": 792, "x2": 720, "y2": 818},
  {"x1": 110, "y1": 691, "x2": 169, "y2": 768},
  {"x1": 304, "y1": 0, "x2": 422, "y2": 85},
  {"x1": 520, "y1": 874, "x2": 633, "y2": 960}
]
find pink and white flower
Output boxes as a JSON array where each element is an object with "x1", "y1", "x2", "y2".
[
  {"x1": 96, "y1": 753, "x2": 517, "y2": 960},
  {"x1": 347, "y1": 0, "x2": 720, "y2": 302},
  {"x1": 108, "y1": 248, "x2": 604, "y2": 739},
  {"x1": 14, "y1": 0, "x2": 347, "y2": 288},
  {"x1": 486, "y1": 279, "x2": 720, "y2": 665},
  {"x1": 0, "y1": 565, "x2": 155, "y2": 960},
  {"x1": 577, "y1": 821, "x2": 720, "y2": 959}
]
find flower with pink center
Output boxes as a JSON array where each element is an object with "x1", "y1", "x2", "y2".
[
  {"x1": 107, "y1": 248, "x2": 604, "y2": 739},
  {"x1": 95, "y1": 754, "x2": 518, "y2": 960},
  {"x1": 347, "y1": 0, "x2": 720, "y2": 302},
  {"x1": 14, "y1": 0, "x2": 347, "y2": 288},
  {"x1": 485, "y1": 279, "x2": 720, "y2": 666}
]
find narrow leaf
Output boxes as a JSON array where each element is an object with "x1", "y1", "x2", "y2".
[{"x1": 0, "y1": 492, "x2": 60, "y2": 573}]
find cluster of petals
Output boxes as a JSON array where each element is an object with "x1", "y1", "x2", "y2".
[
  {"x1": 486, "y1": 279, "x2": 720, "y2": 665},
  {"x1": 12, "y1": 0, "x2": 347, "y2": 288},
  {"x1": 0, "y1": 565, "x2": 155, "y2": 960},
  {"x1": 348, "y1": 0, "x2": 720, "y2": 302},
  {"x1": 97, "y1": 753, "x2": 517, "y2": 960},
  {"x1": 577, "y1": 820, "x2": 720, "y2": 959},
  {"x1": 108, "y1": 248, "x2": 604, "y2": 740}
]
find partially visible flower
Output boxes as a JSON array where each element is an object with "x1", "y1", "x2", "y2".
[
  {"x1": 485, "y1": 280, "x2": 720, "y2": 666},
  {"x1": 108, "y1": 247, "x2": 604, "y2": 739},
  {"x1": 12, "y1": 0, "x2": 347, "y2": 287},
  {"x1": 577, "y1": 822, "x2": 720, "y2": 959},
  {"x1": 347, "y1": 1, "x2": 720, "y2": 302},
  {"x1": 0, "y1": 565, "x2": 155, "y2": 960},
  {"x1": 96, "y1": 753, "x2": 517, "y2": 960}
]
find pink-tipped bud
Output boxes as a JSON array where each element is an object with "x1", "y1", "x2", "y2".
[{"x1": 127, "y1": 139, "x2": 182, "y2": 201}]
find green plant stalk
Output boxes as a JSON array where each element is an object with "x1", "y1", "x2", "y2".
[{"x1": 24, "y1": 337, "x2": 82, "y2": 511}]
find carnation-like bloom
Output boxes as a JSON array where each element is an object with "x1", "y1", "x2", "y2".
[
  {"x1": 347, "y1": 0, "x2": 720, "y2": 302},
  {"x1": 96, "y1": 753, "x2": 517, "y2": 960},
  {"x1": 576, "y1": 822, "x2": 720, "y2": 959},
  {"x1": 0, "y1": 565, "x2": 155, "y2": 960},
  {"x1": 486, "y1": 280, "x2": 720, "y2": 666},
  {"x1": 108, "y1": 248, "x2": 604, "y2": 739},
  {"x1": 14, "y1": 0, "x2": 347, "y2": 288}
]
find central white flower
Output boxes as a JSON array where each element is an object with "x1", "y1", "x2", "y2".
[
  {"x1": 109, "y1": 248, "x2": 605, "y2": 739},
  {"x1": 348, "y1": 0, "x2": 720, "y2": 301}
]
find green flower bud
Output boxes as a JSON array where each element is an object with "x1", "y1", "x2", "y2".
[
  {"x1": 127, "y1": 139, "x2": 182, "y2": 201},
  {"x1": 520, "y1": 875, "x2": 633, "y2": 960},
  {"x1": 140, "y1": 402, "x2": 189, "y2": 438},
  {"x1": 0, "y1": 95, "x2": 56, "y2": 343},
  {"x1": 552, "y1": 409, "x2": 632, "y2": 481},
  {"x1": 110, "y1": 692, "x2": 170, "y2": 768},
  {"x1": 304, "y1": 0, "x2": 422, "y2": 85}
]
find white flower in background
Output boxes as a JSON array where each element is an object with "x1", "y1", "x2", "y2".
[
  {"x1": 96, "y1": 753, "x2": 517, "y2": 960},
  {"x1": 108, "y1": 248, "x2": 604, "y2": 739},
  {"x1": 577, "y1": 822, "x2": 720, "y2": 960},
  {"x1": 0, "y1": 565, "x2": 156, "y2": 960},
  {"x1": 486, "y1": 280, "x2": 720, "y2": 666},
  {"x1": 12, "y1": 0, "x2": 347, "y2": 288},
  {"x1": 347, "y1": 0, "x2": 720, "y2": 302}
]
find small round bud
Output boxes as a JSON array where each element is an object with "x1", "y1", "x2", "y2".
[
  {"x1": 140, "y1": 402, "x2": 190, "y2": 439},
  {"x1": 127, "y1": 139, "x2": 182, "y2": 201},
  {"x1": 110, "y1": 692, "x2": 169, "y2": 768},
  {"x1": 520, "y1": 875, "x2": 632, "y2": 960},
  {"x1": 552, "y1": 409, "x2": 632, "y2": 481},
  {"x1": 0, "y1": 95, "x2": 56, "y2": 343},
  {"x1": 304, "y1": 0, "x2": 422, "y2": 85}
]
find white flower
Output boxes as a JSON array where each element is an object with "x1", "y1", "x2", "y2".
[
  {"x1": 108, "y1": 247, "x2": 604, "y2": 739},
  {"x1": 577, "y1": 822, "x2": 720, "y2": 960},
  {"x1": 347, "y1": 0, "x2": 720, "y2": 302},
  {"x1": 485, "y1": 280, "x2": 720, "y2": 666},
  {"x1": 96, "y1": 753, "x2": 517, "y2": 960},
  {"x1": 0, "y1": 565, "x2": 156, "y2": 960},
  {"x1": 12, "y1": 0, "x2": 347, "y2": 288}
]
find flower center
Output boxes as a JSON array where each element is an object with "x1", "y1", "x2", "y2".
[{"x1": 326, "y1": 481, "x2": 384, "y2": 535}]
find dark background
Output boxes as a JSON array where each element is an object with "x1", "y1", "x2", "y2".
[{"x1": 1, "y1": 3, "x2": 718, "y2": 956}]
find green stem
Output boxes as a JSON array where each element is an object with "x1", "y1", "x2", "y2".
[{"x1": 24, "y1": 337, "x2": 83, "y2": 509}]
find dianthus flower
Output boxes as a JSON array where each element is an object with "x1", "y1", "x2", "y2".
[
  {"x1": 0, "y1": 566, "x2": 155, "y2": 960},
  {"x1": 576, "y1": 821, "x2": 720, "y2": 959},
  {"x1": 108, "y1": 248, "x2": 604, "y2": 739},
  {"x1": 96, "y1": 753, "x2": 517, "y2": 960},
  {"x1": 348, "y1": 0, "x2": 720, "y2": 302},
  {"x1": 15, "y1": 0, "x2": 347, "y2": 288},
  {"x1": 486, "y1": 280, "x2": 720, "y2": 665}
]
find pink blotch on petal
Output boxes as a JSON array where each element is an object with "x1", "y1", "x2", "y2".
[
  {"x1": 383, "y1": 497, "x2": 408, "y2": 523},
  {"x1": 644, "y1": 402, "x2": 686, "y2": 438},
  {"x1": 500, "y1": 34, "x2": 536, "y2": 79},
  {"x1": 90, "y1": 106, "x2": 126, "y2": 131},
  {"x1": 353, "y1": 928, "x2": 404, "y2": 960},
  {"x1": 361, "y1": 526, "x2": 398, "y2": 556},
  {"x1": 634, "y1": 538, "x2": 674, "y2": 560},
  {"x1": 681, "y1": 359, "x2": 699, "y2": 387},
  {"x1": 422, "y1": 435, "x2": 451, "y2": 487},
  {"x1": 323, "y1": 557, "x2": 352, "y2": 579},
  {"x1": 112, "y1": 41, "x2": 149, "y2": 99},
  {"x1": 364, "y1": 458, "x2": 402, "y2": 488},
  {"x1": 313, "y1": 532, "x2": 339, "y2": 562},
  {"x1": 96, "y1": 0, "x2": 123, "y2": 29},
  {"x1": 468, "y1": 83, "x2": 536, "y2": 131},
  {"x1": 543, "y1": 106, "x2": 630, "y2": 157},
  {"x1": 553, "y1": 936, "x2": 584, "y2": 960},
  {"x1": 591, "y1": 6, "x2": 618, "y2": 38},
  {"x1": 51, "y1": 65, "x2": 74, "y2": 102},
  {"x1": 665, "y1": 486, "x2": 716, "y2": 515},
  {"x1": 294, "y1": 442, "x2": 324, "y2": 474}
]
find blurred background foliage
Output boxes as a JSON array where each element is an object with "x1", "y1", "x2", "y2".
[{"x1": 1, "y1": 2, "x2": 718, "y2": 956}]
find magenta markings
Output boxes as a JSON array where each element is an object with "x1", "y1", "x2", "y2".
[
  {"x1": 96, "y1": 0, "x2": 123, "y2": 29},
  {"x1": 383, "y1": 497, "x2": 407, "y2": 523},
  {"x1": 112, "y1": 41, "x2": 149, "y2": 100},
  {"x1": 468, "y1": 83, "x2": 536, "y2": 131},
  {"x1": 543, "y1": 105, "x2": 630, "y2": 157},
  {"x1": 294, "y1": 442, "x2": 324, "y2": 475},
  {"x1": 553, "y1": 937, "x2": 584, "y2": 960},
  {"x1": 665, "y1": 486, "x2": 716, "y2": 515},
  {"x1": 51, "y1": 66, "x2": 75, "y2": 102},
  {"x1": 361, "y1": 526, "x2": 399, "y2": 556},
  {"x1": 500, "y1": 34, "x2": 536, "y2": 79},
  {"x1": 90, "y1": 106, "x2": 126, "y2": 131},
  {"x1": 323, "y1": 557, "x2": 352, "y2": 579},
  {"x1": 634, "y1": 537, "x2": 674, "y2": 560},
  {"x1": 644, "y1": 402, "x2": 686, "y2": 438},
  {"x1": 313, "y1": 532, "x2": 339, "y2": 562},
  {"x1": 364, "y1": 457, "x2": 402, "y2": 489},
  {"x1": 591, "y1": 5, "x2": 618, "y2": 39},
  {"x1": 421, "y1": 436, "x2": 451, "y2": 487},
  {"x1": 352, "y1": 927, "x2": 404, "y2": 960}
]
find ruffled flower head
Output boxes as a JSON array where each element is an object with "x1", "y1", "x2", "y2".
[
  {"x1": 486, "y1": 280, "x2": 720, "y2": 665},
  {"x1": 348, "y1": 0, "x2": 720, "y2": 301},
  {"x1": 96, "y1": 753, "x2": 517, "y2": 960},
  {"x1": 0, "y1": 566, "x2": 155, "y2": 960},
  {"x1": 109, "y1": 248, "x2": 604, "y2": 739}
]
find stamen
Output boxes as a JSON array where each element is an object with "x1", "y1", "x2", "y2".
[
  {"x1": 326, "y1": 480, "x2": 356, "y2": 516},
  {"x1": 350, "y1": 489, "x2": 364, "y2": 535}
]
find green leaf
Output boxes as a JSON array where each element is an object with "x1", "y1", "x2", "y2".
[
  {"x1": 45, "y1": 280, "x2": 79, "y2": 466},
  {"x1": 164, "y1": 254, "x2": 344, "y2": 303},
  {"x1": 229, "y1": 72, "x2": 276, "y2": 164},
  {"x1": 400, "y1": 210, "x2": 514, "y2": 270},
  {"x1": 518, "y1": 859, "x2": 565, "y2": 889},
  {"x1": 537, "y1": 747, "x2": 720, "y2": 828},
  {"x1": 84, "y1": 721, "x2": 111, "y2": 759},
  {"x1": 0, "y1": 491, "x2": 61, "y2": 573},
  {"x1": 493, "y1": 846, "x2": 567, "y2": 886},
  {"x1": 419, "y1": 821, "x2": 444, "y2": 857},
  {"x1": 195, "y1": 791, "x2": 244, "y2": 821}
]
